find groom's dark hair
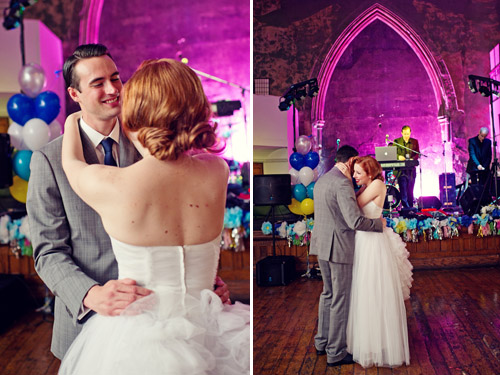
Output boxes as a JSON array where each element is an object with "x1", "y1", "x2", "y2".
[
  {"x1": 335, "y1": 145, "x2": 358, "y2": 163},
  {"x1": 63, "y1": 43, "x2": 114, "y2": 90}
]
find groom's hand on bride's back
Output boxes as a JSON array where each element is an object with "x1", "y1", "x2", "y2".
[{"x1": 83, "y1": 278, "x2": 153, "y2": 316}]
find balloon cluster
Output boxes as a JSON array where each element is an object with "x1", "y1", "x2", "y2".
[
  {"x1": 6, "y1": 63, "x2": 61, "y2": 203},
  {"x1": 288, "y1": 135, "x2": 319, "y2": 216}
]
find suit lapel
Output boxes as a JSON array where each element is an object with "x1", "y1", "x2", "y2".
[
  {"x1": 118, "y1": 127, "x2": 142, "y2": 167},
  {"x1": 79, "y1": 124, "x2": 100, "y2": 165}
]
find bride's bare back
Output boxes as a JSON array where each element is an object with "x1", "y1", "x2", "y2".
[{"x1": 79, "y1": 152, "x2": 228, "y2": 247}]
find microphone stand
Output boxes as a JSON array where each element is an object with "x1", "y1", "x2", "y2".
[{"x1": 390, "y1": 140, "x2": 428, "y2": 210}]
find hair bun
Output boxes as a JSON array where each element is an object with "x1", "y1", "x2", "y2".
[{"x1": 138, "y1": 121, "x2": 222, "y2": 160}]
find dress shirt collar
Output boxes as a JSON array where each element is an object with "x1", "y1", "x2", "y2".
[{"x1": 79, "y1": 117, "x2": 120, "y2": 148}]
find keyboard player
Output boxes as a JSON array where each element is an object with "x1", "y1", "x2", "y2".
[{"x1": 393, "y1": 125, "x2": 420, "y2": 208}]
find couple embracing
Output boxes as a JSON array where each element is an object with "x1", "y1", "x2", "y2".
[{"x1": 310, "y1": 145, "x2": 413, "y2": 368}]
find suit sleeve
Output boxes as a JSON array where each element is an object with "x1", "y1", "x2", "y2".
[
  {"x1": 469, "y1": 138, "x2": 481, "y2": 167},
  {"x1": 485, "y1": 139, "x2": 492, "y2": 168},
  {"x1": 27, "y1": 150, "x2": 98, "y2": 324},
  {"x1": 335, "y1": 179, "x2": 383, "y2": 233}
]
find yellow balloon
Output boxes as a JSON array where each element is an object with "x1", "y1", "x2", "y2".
[
  {"x1": 288, "y1": 198, "x2": 304, "y2": 215},
  {"x1": 301, "y1": 198, "x2": 314, "y2": 215},
  {"x1": 9, "y1": 175, "x2": 28, "y2": 203}
]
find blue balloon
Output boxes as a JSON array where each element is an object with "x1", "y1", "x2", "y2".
[
  {"x1": 293, "y1": 184, "x2": 307, "y2": 202},
  {"x1": 306, "y1": 182, "x2": 316, "y2": 199},
  {"x1": 7, "y1": 94, "x2": 36, "y2": 125},
  {"x1": 289, "y1": 152, "x2": 305, "y2": 170},
  {"x1": 12, "y1": 150, "x2": 33, "y2": 181},
  {"x1": 305, "y1": 151, "x2": 320, "y2": 169},
  {"x1": 35, "y1": 91, "x2": 61, "y2": 124}
]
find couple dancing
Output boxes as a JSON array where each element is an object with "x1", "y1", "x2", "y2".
[
  {"x1": 27, "y1": 44, "x2": 249, "y2": 374},
  {"x1": 310, "y1": 145, "x2": 413, "y2": 368}
]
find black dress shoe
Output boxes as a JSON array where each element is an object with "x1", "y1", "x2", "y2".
[
  {"x1": 327, "y1": 353, "x2": 355, "y2": 367},
  {"x1": 316, "y1": 349, "x2": 326, "y2": 355}
]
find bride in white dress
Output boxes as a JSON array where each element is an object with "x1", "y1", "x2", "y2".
[
  {"x1": 58, "y1": 59, "x2": 250, "y2": 374},
  {"x1": 346, "y1": 156, "x2": 413, "y2": 368}
]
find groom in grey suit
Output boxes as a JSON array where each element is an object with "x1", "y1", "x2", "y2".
[
  {"x1": 310, "y1": 145, "x2": 384, "y2": 367},
  {"x1": 27, "y1": 44, "x2": 229, "y2": 360}
]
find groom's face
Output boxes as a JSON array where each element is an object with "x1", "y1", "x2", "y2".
[{"x1": 68, "y1": 55, "x2": 123, "y2": 125}]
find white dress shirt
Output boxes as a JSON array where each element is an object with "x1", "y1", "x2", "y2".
[{"x1": 79, "y1": 117, "x2": 121, "y2": 166}]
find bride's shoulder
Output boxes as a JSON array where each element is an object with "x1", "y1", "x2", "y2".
[
  {"x1": 193, "y1": 153, "x2": 229, "y2": 173},
  {"x1": 371, "y1": 179, "x2": 385, "y2": 188}
]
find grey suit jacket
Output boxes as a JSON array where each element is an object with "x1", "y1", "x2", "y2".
[
  {"x1": 309, "y1": 167, "x2": 383, "y2": 263},
  {"x1": 26, "y1": 126, "x2": 141, "y2": 359}
]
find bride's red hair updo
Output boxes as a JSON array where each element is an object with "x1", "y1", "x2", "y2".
[
  {"x1": 354, "y1": 156, "x2": 384, "y2": 182},
  {"x1": 121, "y1": 58, "x2": 223, "y2": 160}
]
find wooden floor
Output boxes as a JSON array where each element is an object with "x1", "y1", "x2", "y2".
[
  {"x1": 0, "y1": 311, "x2": 59, "y2": 375},
  {"x1": 253, "y1": 266, "x2": 500, "y2": 375}
]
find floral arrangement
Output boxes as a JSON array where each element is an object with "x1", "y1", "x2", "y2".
[
  {"x1": 261, "y1": 218, "x2": 314, "y2": 247},
  {"x1": 259, "y1": 203, "x2": 500, "y2": 244},
  {"x1": 0, "y1": 215, "x2": 32, "y2": 257},
  {"x1": 386, "y1": 203, "x2": 500, "y2": 242},
  {"x1": 222, "y1": 206, "x2": 249, "y2": 252}
]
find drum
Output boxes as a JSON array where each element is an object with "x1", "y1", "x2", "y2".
[{"x1": 384, "y1": 184, "x2": 401, "y2": 209}]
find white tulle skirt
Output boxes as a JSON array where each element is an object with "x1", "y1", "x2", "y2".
[
  {"x1": 347, "y1": 228, "x2": 413, "y2": 368},
  {"x1": 59, "y1": 290, "x2": 250, "y2": 375}
]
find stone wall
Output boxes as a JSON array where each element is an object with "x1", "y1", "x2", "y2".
[
  {"x1": 24, "y1": 0, "x2": 250, "y2": 124},
  {"x1": 254, "y1": 0, "x2": 500, "y2": 186}
]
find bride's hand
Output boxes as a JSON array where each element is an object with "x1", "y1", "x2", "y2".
[{"x1": 336, "y1": 163, "x2": 348, "y2": 175}]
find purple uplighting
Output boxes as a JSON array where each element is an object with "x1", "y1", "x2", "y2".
[{"x1": 84, "y1": 0, "x2": 250, "y2": 162}]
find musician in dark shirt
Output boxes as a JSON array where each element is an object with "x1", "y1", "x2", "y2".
[
  {"x1": 466, "y1": 127, "x2": 492, "y2": 186},
  {"x1": 393, "y1": 125, "x2": 420, "y2": 208}
]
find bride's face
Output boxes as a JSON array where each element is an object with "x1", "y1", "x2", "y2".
[{"x1": 353, "y1": 163, "x2": 371, "y2": 186}]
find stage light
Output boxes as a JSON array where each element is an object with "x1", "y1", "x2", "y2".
[
  {"x1": 479, "y1": 85, "x2": 491, "y2": 97},
  {"x1": 278, "y1": 95, "x2": 293, "y2": 111},
  {"x1": 278, "y1": 78, "x2": 319, "y2": 111},
  {"x1": 468, "y1": 78, "x2": 478, "y2": 93},
  {"x1": 308, "y1": 78, "x2": 319, "y2": 97},
  {"x1": 212, "y1": 100, "x2": 242, "y2": 117},
  {"x1": 295, "y1": 87, "x2": 307, "y2": 100},
  {"x1": 2, "y1": 0, "x2": 37, "y2": 30}
]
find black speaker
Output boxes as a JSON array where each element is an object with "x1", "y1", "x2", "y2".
[
  {"x1": 417, "y1": 196, "x2": 442, "y2": 209},
  {"x1": 254, "y1": 174, "x2": 292, "y2": 206},
  {"x1": 0, "y1": 134, "x2": 13, "y2": 188},
  {"x1": 460, "y1": 184, "x2": 492, "y2": 216},
  {"x1": 439, "y1": 173, "x2": 456, "y2": 207},
  {"x1": 256, "y1": 256, "x2": 295, "y2": 286},
  {"x1": 0, "y1": 274, "x2": 34, "y2": 333}
]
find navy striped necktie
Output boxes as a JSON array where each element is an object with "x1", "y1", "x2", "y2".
[{"x1": 101, "y1": 138, "x2": 117, "y2": 166}]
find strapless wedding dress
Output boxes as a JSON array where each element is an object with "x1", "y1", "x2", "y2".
[
  {"x1": 59, "y1": 236, "x2": 250, "y2": 375},
  {"x1": 346, "y1": 201, "x2": 413, "y2": 368}
]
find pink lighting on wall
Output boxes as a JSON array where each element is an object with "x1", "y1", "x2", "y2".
[
  {"x1": 78, "y1": 0, "x2": 105, "y2": 44},
  {"x1": 311, "y1": 3, "x2": 458, "y2": 124}
]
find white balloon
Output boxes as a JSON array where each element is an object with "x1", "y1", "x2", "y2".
[
  {"x1": 299, "y1": 166, "x2": 314, "y2": 186},
  {"x1": 7, "y1": 122, "x2": 28, "y2": 150},
  {"x1": 289, "y1": 168, "x2": 300, "y2": 185},
  {"x1": 48, "y1": 119, "x2": 62, "y2": 141},
  {"x1": 18, "y1": 63, "x2": 46, "y2": 98},
  {"x1": 295, "y1": 135, "x2": 312, "y2": 155},
  {"x1": 23, "y1": 118, "x2": 49, "y2": 151}
]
